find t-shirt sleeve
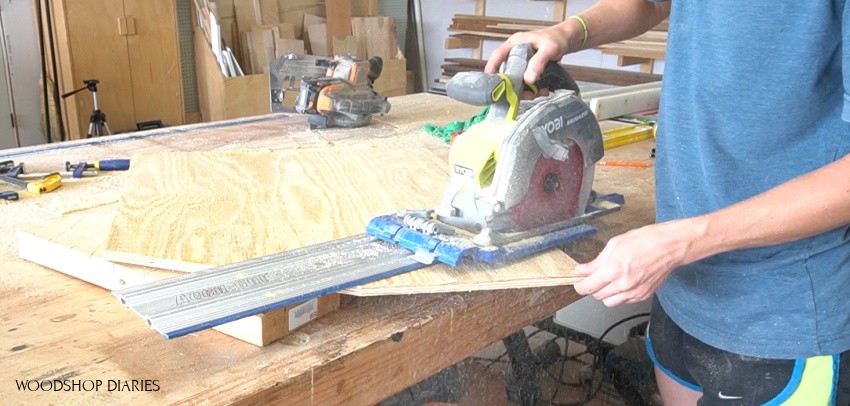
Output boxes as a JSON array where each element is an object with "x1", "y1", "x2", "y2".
[{"x1": 845, "y1": 1, "x2": 850, "y2": 122}]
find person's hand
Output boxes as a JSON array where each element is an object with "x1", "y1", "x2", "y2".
[
  {"x1": 573, "y1": 219, "x2": 707, "y2": 307},
  {"x1": 484, "y1": 27, "x2": 570, "y2": 84}
]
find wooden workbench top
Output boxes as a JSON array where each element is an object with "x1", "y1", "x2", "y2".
[{"x1": 0, "y1": 93, "x2": 655, "y2": 405}]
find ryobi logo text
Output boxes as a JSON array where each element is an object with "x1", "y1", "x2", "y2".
[{"x1": 537, "y1": 115, "x2": 564, "y2": 136}]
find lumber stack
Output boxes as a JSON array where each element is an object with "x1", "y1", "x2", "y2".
[
  {"x1": 445, "y1": 14, "x2": 556, "y2": 46},
  {"x1": 597, "y1": 21, "x2": 668, "y2": 73},
  {"x1": 193, "y1": 0, "x2": 407, "y2": 97},
  {"x1": 441, "y1": 12, "x2": 668, "y2": 83},
  {"x1": 439, "y1": 58, "x2": 663, "y2": 87}
]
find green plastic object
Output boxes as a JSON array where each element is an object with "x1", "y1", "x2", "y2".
[{"x1": 423, "y1": 106, "x2": 490, "y2": 144}]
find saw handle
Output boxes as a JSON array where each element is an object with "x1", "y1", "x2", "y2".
[
  {"x1": 445, "y1": 73, "x2": 508, "y2": 106},
  {"x1": 534, "y1": 61, "x2": 581, "y2": 96}
]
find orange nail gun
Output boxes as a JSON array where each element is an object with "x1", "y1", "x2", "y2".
[{"x1": 294, "y1": 55, "x2": 391, "y2": 129}]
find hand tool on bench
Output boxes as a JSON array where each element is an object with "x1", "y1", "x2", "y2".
[
  {"x1": 294, "y1": 54, "x2": 391, "y2": 129},
  {"x1": 0, "y1": 191, "x2": 19, "y2": 201},
  {"x1": 66, "y1": 159, "x2": 130, "y2": 178},
  {"x1": 114, "y1": 44, "x2": 623, "y2": 339},
  {"x1": 0, "y1": 161, "x2": 62, "y2": 195},
  {"x1": 16, "y1": 170, "x2": 97, "y2": 180}
]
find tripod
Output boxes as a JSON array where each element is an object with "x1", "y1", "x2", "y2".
[{"x1": 62, "y1": 79, "x2": 111, "y2": 138}]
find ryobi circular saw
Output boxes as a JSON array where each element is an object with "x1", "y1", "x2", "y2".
[{"x1": 366, "y1": 43, "x2": 621, "y2": 265}]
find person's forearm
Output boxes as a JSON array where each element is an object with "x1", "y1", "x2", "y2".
[
  {"x1": 679, "y1": 154, "x2": 850, "y2": 264},
  {"x1": 560, "y1": 0, "x2": 671, "y2": 53}
]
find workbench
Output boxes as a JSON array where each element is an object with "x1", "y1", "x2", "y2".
[{"x1": 0, "y1": 93, "x2": 655, "y2": 405}]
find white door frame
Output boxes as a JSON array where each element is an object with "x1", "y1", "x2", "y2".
[{"x1": 0, "y1": 4, "x2": 19, "y2": 149}]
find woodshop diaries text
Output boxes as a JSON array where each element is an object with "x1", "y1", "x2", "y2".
[{"x1": 15, "y1": 379, "x2": 160, "y2": 392}]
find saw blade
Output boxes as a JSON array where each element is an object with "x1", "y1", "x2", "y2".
[{"x1": 510, "y1": 142, "x2": 586, "y2": 230}]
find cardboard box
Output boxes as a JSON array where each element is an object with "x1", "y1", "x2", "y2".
[{"x1": 215, "y1": 294, "x2": 341, "y2": 346}]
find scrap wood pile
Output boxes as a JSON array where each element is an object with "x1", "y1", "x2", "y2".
[{"x1": 194, "y1": 0, "x2": 407, "y2": 96}]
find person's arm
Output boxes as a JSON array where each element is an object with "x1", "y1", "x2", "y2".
[
  {"x1": 574, "y1": 153, "x2": 850, "y2": 307},
  {"x1": 485, "y1": 0, "x2": 671, "y2": 83}
]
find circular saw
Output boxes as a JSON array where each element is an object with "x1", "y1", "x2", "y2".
[
  {"x1": 434, "y1": 43, "x2": 604, "y2": 245},
  {"x1": 366, "y1": 44, "x2": 622, "y2": 266}
]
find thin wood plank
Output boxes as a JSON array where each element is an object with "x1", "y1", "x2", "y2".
[
  {"x1": 363, "y1": 16, "x2": 398, "y2": 61},
  {"x1": 445, "y1": 36, "x2": 483, "y2": 50},
  {"x1": 250, "y1": 26, "x2": 278, "y2": 73},
  {"x1": 302, "y1": 14, "x2": 326, "y2": 54},
  {"x1": 325, "y1": 0, "x2": 353, "y2": 55},
  {"x1": 307, "y1": 23, "x2": 329, "y2": 56},
  {"x1": 278, "y1": 0, "x2": 325, "y2": 39},
  {"x1": 332, "y1": 35, "x2": 362, "y2": 57},
  {"x1": 258, "y1": 0, "x2": 279, "y2": 24},
  {"x1": 277, "y1": 22, "x2": 295, "y2": 38},
  {"x1": 275, "y1": 38, "x2": 306, "y2": 57},
  {"x1": 234, "y1": 0, "x2": 260, "y2": 33},
  {"x1": 351, "y1": 0, "x2": 379, "y2": 16}
]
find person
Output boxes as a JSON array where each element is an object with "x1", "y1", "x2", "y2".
[{"x1": 486, "y1": 1, "x2": 850, "y2": 404}]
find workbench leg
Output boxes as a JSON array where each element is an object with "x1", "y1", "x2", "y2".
[{"x1": 503, "y1": 330, "x2": 542, "y2": 405}]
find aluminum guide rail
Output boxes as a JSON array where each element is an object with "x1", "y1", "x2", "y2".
[{"x1": 113, "y1": 234, "x2": 425, "y2": 339}]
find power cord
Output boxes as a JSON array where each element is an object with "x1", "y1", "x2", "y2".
[{"x1": 548, "y1": 312, "x2": 651, "y2": 406}]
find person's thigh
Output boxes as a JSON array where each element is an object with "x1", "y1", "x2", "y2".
[{"x1": 646, "y1": 296, "x2": 848, "y2": 405}]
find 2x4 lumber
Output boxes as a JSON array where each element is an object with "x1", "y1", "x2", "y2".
[
  {"x1": 617, "y1": 56, "x2": 653, "y2": 71},
  {"x1": 586, "y1": 84, "x2": 662, "y2": 120}
]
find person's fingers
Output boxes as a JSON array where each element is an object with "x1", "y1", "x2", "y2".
[
  {"x1": 523, "y1": 52, "x2": 549, "y2": 84},
  {"x1": 575, "y1": 262, "x2": 594, "y2": 276},
  {"x1": 484, "y1": 41, "x2": 515, "y2": 73},
  {"x1": 573, "y1": 268, "x2": 611, "y2": 296},
  {"x1": 601, "y1": 293, "x2": 631, "y2": 308}
]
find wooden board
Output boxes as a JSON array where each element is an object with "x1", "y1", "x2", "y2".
[
  {"x1": 325, "y1": 0, "x2": 353, "y2": 55},
  {"x1": 302, "y1": 13, "x2": 326, "y2": 54},
  {"x1": 100, "y1": 135, "x2": 583, "y2": 294},
  {"x1": 234, "y1": 0, "x2": 260, "y2": 33},
  {"x1": 342, "y1": 251, "x2": 580, "y2": 296},
  {"x1": 351, "y1": 16, "x2": 399, "y2": 61}
]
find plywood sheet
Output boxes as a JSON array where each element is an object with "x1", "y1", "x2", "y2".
[
  {"x1": 101, "y1": 135, "x2": 583, "y2": 294},
  {"x1": 103, "y1": 138, "x2": 448, "y2": 268}
]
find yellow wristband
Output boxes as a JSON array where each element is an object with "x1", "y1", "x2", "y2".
[{"x1": 569, "y1": 15, "x2": 588, "y2": 50}]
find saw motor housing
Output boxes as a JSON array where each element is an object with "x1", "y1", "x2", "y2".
[
  {"x1": 436, "y1": 44, "x2": 604, "y2": 242},
  {"x1": 294, "y1": 55, "x2": 391, "y2": 128}
]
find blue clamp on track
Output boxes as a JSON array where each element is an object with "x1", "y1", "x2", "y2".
[{"x1": 366, "y1": 215, "x2": 598, "y2": 266}]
